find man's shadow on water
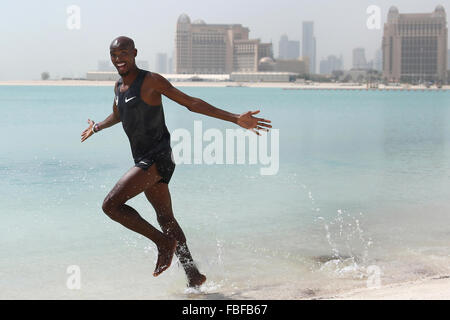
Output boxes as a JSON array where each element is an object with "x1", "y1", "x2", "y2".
[
  {"x1": 176, "y1": 282, "x2": 285, "y2": 300},
  {"x1": 171, "y1": 291, "x2": 236, "y2": 300}
]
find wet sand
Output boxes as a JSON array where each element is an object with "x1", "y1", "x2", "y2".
[{"x1": 317, "y1": 275, "x2": 450, "y2": 300}]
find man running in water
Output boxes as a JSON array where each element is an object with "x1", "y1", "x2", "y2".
[{"x1": 81, "y1": 36, "x2": 272, "y2": 287}]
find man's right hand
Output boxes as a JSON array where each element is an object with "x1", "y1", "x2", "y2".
[{"x1": 81, "y1": 119, "x2": 95, "y2": 142}]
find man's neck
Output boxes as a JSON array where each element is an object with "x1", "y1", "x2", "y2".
[{"x1": 121, "y1": 66, "x2": 139, "y2": 86}]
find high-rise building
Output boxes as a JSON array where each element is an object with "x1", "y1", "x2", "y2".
[
  {"x1": 447, "y1": 49, "x2": 450, "y2": 83},
  {"x1": 168, "y1": 56, "x2": 174, "y2": 74},
  {"x1": 155, "y1": 53, "x2": 168, "y2": 73},
  {"x1": 374, "y1": 48, "x2": 383, "y2": 71},
  {"x1": 382, "y1": 5, "x2": 448, "y2": 83},
  {"x1": 319, "y1": 55, "x2": 343, "y2": 74},
  {"x1": 175, "y1": 14, "x2": 272, "y2": 74},
  {"x1": 447, "y1": 49, "x2": 450, "y2": 70},
  {"x1": 302, "y1": 21, "x2": 316, "y2": 74},
  {"x1": 279, "y1": 35, "x2": 288, "y2": 58},
  {"x1": 278, "y1": 34, "x2": 300, "y2": 60},
  {"x1": 352, "y1": 48, "x2": 368, "y2": 69}
]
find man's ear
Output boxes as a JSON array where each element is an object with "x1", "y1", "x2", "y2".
[{"x1": 134, "y1": 49, "x2": 138, "y2": 57}]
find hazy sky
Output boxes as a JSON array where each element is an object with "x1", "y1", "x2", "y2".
[{"x1": 1, "y1": 0, "x2": 448, "y2": 80}]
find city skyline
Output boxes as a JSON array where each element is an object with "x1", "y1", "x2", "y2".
[{"x1": 1, "y1": 1, "x2": 449, "y2": 80}]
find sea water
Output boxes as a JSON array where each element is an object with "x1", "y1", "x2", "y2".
[{"x1": 1, "y1": 85, "x2": 450, "y2": 299}]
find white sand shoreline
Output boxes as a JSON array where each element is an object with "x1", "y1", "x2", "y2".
[
  {"x1": 0, "y1": 80, "x2": 449, "y2": 91},
  {"x1": 314, "y1": 275, "x2": 450, "y2": 300}
]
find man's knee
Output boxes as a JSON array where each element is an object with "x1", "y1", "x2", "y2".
[{"x1": 102, "y1": 196, "x2": 120, "y2": 220}]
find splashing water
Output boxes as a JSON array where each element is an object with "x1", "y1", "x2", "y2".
[{"x1": 307, "y1": 188, "x2": 374, "y2": 279}]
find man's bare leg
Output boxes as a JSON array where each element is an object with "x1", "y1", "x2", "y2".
[
  {"x1": 144, "y1": 183, "x2": 206, "y2": 287},
  {"x1": 102, "y1": 164, "x2": 177, "y2": 276}
]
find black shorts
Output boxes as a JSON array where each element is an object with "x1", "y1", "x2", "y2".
[{"x1": 135, "y1": 149, "x2": 176, "y2": 184}]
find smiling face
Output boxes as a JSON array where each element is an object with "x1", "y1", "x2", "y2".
[{"x1": 109, "y1": 37, "x2": 137, "y2": 76}]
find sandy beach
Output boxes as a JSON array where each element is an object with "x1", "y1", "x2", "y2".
[
  {"x1": 0, "y1": 80, "x2": 448, "y2": 91},
  {"x1": 315, "y1": 275, "x2": 450, "y2": 300}
]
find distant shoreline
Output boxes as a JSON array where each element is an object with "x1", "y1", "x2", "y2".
[{"x1": 0, "y1": 80, "x2": 449, "y2": 91}]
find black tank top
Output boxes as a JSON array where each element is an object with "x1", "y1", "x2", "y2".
[{"x1": 115, "y1": 69, "x2": 171, "y2": 163}]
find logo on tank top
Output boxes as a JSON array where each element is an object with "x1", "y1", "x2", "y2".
[{"x1": 125, "y1": 96, "x2": 137, "y2": 103}]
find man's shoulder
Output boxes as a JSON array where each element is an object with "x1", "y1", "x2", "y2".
[
  {"x1": 143, "y1": 71, "x2": 170, "y2": 88},
  {"x1": 143, "y1": 70, "x2": 160, "y2": 80}
]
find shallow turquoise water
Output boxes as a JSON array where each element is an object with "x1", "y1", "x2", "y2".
[{"x1": 1, "y1": 85, "x2": 450, "y2": 299}]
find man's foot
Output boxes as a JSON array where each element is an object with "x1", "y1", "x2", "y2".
[
  {"x1": 187, "y1": 272, "x2": 207, "y2": 288},
  {"x1": 153, "y1": 237, "x2": 177, "y2": 277}
]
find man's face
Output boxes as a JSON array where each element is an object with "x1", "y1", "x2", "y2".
[{"x1": 110, "y1": 47, "x2": 136, "y2": 76}]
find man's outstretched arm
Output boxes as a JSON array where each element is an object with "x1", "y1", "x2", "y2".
[
  {"x1": 149, "y1": 73, "x2": 272, "y2": 135},
  {"x1": 94, "y1": 103, "x2": 121, "y2": 131},
  {"x1": 81, "y1": 84, "x2": 121, "y2": 142}
]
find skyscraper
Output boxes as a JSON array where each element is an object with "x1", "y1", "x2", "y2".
[
  {"x1": 168, "y1": 56, "x2": 173, "y2": 74},
  {"x1": 382, "y1": 5, "x2": 448, "y2": 83},
  {"x1": 374, "y1": 48, "x2": 383, "y2": 72},
  {"x1": 175, "y1": 14, "x2": 272, "y2": 74},
  {"x1": 302, "y1": 21, "x2": 316, "y2": 74},
  {"x1": 352, "y1": 48, "x2": 367, "y2": 69},
  {"x1": 447, "y1": 49, "x2": 450, "y2": 70},
  {"x1": 278, "y1": 34, "x2": 300, "y2": 60},
  {"x1": 319, "y1": 55, "x2": 343, "y2": 74},
  {"x1": 156, "y1": 53, "x2": 168, "y2": 73}
]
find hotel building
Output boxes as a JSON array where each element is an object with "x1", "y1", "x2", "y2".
[
  {"x1": 382, "y1": 5, "x2": 448, "y2": 83},
  {"x1": 175, "y1": 14, "x2": 273, "y2": 74}
]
